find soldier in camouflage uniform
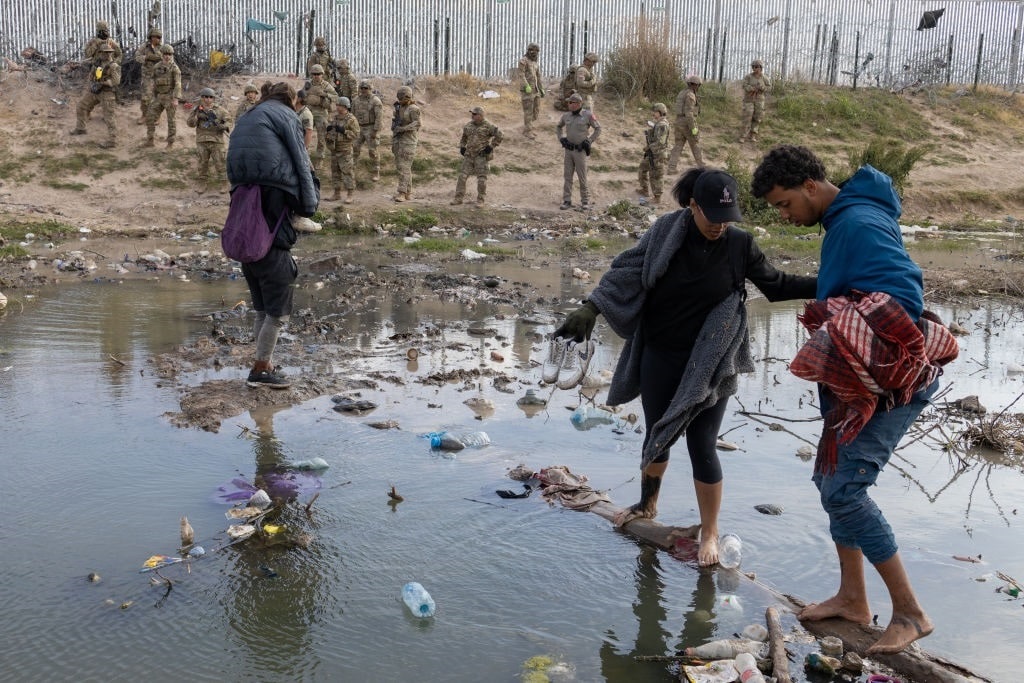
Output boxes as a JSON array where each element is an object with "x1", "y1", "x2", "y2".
[
  {"x1": 517, "y1": 43, "x2": 544, "y2": 138},
  {"x1": 325, "y1": 97, "x2": 360, "y2": 203},
  {"x1": 390, "y1": 85, "x2": 421, "y2": 202},
  {"x1": 294, "y1": 90, "x2": 315, "y2": 158},
  {"x1": 334, "y1": 59, "x2": 358, "y2": 101},
  {"x1": 306, "y1": 37, "x2": 335, "y2": 79},
  {"x1": 135, "y1": 27, "x2": 163, "y2": 123},
  {"x1": 186, "y1": 88, "x2": 231, "y2": 192},
  {"x1": 235, "y1": 83, "x2": 259, "y2": 120},
  {"x1": 574, "y1": 52, "x2": 599, "y2": 113},
  {"x1": 638, "y1": 103, "x2": 671, "y2": 206},
  {"x1": 352, "y1": 81, "x2": 383, "y2": 181},
  {"x1": 668, "y1": 74, "x2": 704, "y2": 172},
  {"x1": 305, "y1": 64, "x2": 337, "y2": 172},
  {"x1": 452, "y1": 106, "x2": 503, "y2": 206},
  {"x1": 740, "y1": 59, "x2": 770, "y2": 142},
  {"x1": 556, "y1": 92, "x2": 601, "y2": 210},
  {"x1": 71, "y1": 43, "x2": 120, "y2": 148},
  {"x1": 84, "y1": 20, "x2": 123, "y2": 66},
  {"x1": 144, "y1": 44, "x2": 182, "y2": 148}
]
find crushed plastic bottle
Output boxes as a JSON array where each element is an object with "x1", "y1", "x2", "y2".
[
  {"x1": 402, "y1": 581, "x2": 436, "y2": 618},
  {"x1": 569, "y1": 405, "x2": 616, "y2": 431},
  {"x1": 734, "y1": 652, "x2": 767, "y2": 682},
  {"x1": 427, "y1": 431, "x2": 490, "y2": 451},
  {"x1": 684, "y1": 638, "x2": 763, "y2": 659},
  {"x1": 292, "y1": 457, "x2": 330, "y2": 470},
  {"x1": 719, "y1": 533, "x2": 742, "y2": 569}
]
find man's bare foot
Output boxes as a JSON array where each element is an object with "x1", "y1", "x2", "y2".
[
  {"x1": 613, "y1": 502, "x2": 656, "y2": 527},
  {"x1": 866, "y1": 613, "x2": 934, "y2": 655},
  {"x1": 697, "y1": 534, "x2": 719, "y2": 567},
  {"x1": 798, "y1": 595, "x2": 872, "y2": 625}
]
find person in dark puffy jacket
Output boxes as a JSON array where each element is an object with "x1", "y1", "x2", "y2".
[{"x1": 227, "y1": 81, "x2": 320, "y2": 389}]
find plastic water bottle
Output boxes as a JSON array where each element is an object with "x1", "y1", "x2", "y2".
[
  {"x1": 684, "y1": 638, "x2": 762, "y2": 658},
  {"x1": 734, "y1": 652, "x2": 767, "y2": 683},
  {"x1": 402, "y1": 581, "x2": 436, "y2": 618},
  {"x1": 719, "y1": 533, "x2": 742, "y2": 569},
  {"x1": 569, "y1": 405, "x2": 616, "y2": 430},
  {"x1": 428, "y1": 431, "x2": 490, "y2": 450}
]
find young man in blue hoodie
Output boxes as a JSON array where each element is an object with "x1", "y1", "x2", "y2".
[{"x1": 751, "y1": 145, "x2": 935, "y2": 656}]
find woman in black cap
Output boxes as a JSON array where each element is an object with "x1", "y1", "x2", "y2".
[{"x1": 554, "y1": 168, "x2": 816, "y2": 566}]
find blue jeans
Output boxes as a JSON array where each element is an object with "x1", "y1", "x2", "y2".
[{"x1": 812, "y1": 380, "x2": 938, "y2": 564}]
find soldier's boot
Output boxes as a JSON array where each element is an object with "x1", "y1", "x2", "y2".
[
  {"x1": 372, "y1": 164, "x2": 380, "y2": 182},
  {"x1": 450, "y1": 196, "x2": 463, "y2": 205},
  {"x1": 143, "y1": 137, "x2": 155, "y2": 148},
  {"x1": 637, "y1": 186, "x2": 649, "y2": 197},
  {"x1": 196, "y1": 178, "x2": 208, "y2": 195},
  {"x1": 166, "y1": 138, "x2": 174, "y2": 149},
  {"x1": 394, "y1": 192, "x2": 406, "y2": 203},
  {"x1": 344, "y1": 190, "x2": 354, "y2": 204},
  {"x1": 70, "y1": 128, "x2": 86, "y2": 136},
  {"x1": 652, "y1": 194, "x2": 661, "y2": 206},
  {"x1": 476, "y1": 196, "x2": 485, "y2": 207},
  {"x1": 330, "y1": 187, "x2": 342, "y2": 201}
]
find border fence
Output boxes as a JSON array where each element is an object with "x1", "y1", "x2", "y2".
[{"x1": 2, "y1": 0, "x2": 1023, "y2": 91}]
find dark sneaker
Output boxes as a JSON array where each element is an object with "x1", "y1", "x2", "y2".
[{"x1": 246, "y1": 369, "x2": 292, "y2": 389}]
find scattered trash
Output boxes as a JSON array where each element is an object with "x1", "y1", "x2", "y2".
[
  {"x1": 87, "y1": 572, "x2": 101, "y2": 583},
  {"x1": 402, "y1": 581, "x2": 436, "y2": 617},
  {"x1": 805, "y1": 652, "x2": 841, "y2": 676},
  {"x1": 681, "y1": 659, "x2": 740, "y2": 683},
  {"x1": 741, "y1": 623, "x2": 768, "y2": 642},
  {"x1": 120, "y1": 600, "x2": 134, "y2": 610},
  {"x1": 477, "y1": 90, "x2": 500, "y2": 99},
  {"x1": 734, "y1": 652, "x2": 766, "y2": 683},
  {"x1": 427, "y1": 430, "x2": 490, "y2": 450},
  {"x1": 495, "y1": 484, "x2": 532, "y2": 499},
  {"x1": 248, "y1": 489, "x2": 272, "y2": 509},
  {"x1": 140, "y1": 555, "x2": 184, "y2": 572},
  {"x1": 570, "y1": 404, "x2": 616, "y2": 430},
  {"x1": 180, "y1": 516, "x2": 195, "y2": 546},
  {"x1": 718, "y1": 533, "x2": 742, "y2": 569},
  {"x1": 716, "y1": 594, "x2": 743, "y2": 611},
  {"x1": 516, "y1": 389, "x2": 547, "y2": 407},
  {"x1": 406, "y1": 348, "x2": 419, "y2": 360},
  {"x1": 262, "y1": 524, "x2": 285, "y2": 535},
  {"x1": 715, "y1": 439, "x2": 738, "y2": 451},
  {"x1": 820, "y1": 635, "x2": 844, "y2": 657},
  {"x1": 460, "y1": 248, "x2": 486, "y2": 260},
  {"x1": 226, "y1": 524, "x2": 257, "y2": 541},
  {"x1": 292, "y1": 457, "x2": 329, "y2": 471},
  {"x1": 188, "y1": 545, "x2": 206, "y2": 558}
]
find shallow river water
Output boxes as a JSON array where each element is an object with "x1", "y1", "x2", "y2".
[{"x1": 1, "y1": 252, "x2": 1022, "y2": 682}]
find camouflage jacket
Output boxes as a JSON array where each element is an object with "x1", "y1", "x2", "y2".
[
  {"x1": 352, "y1": 93, "x2": 383, "y2": 131},
  {"x1": 674, "y1": 89, "x2": 699, "y2": 130},
  {"x1": 90, "y1": 60, "x2": 121, "y2": 92},
  {"x1": 151, "y1": 61, "x2": 181, "y2": 99},
  {"x1": 187, "y1": 104, "x2": 230, "y2": 142},
  {"x1": 742, "y1": 72, "x2": 770, "y2": 102},
  {"x1": 517, "y1": 56, "x2": 543, "y2": 96},
  {"x1": 556, "y1": 108, "x2": 600, "y2": 145},
  {"x1": 335, "y1": 71, "x2": 358, "y2": 101},
  {"x1": 644, "y1": 119, "x2": 671, "y2": 159},
  {"x1": 85, "y1": 37, "x2": 123, "y2": 66},
  {"x1": 574, "y1": 64, "x2": 597, "y2": 96},
  {"x1": 135, "y1": 43, "x2": 162, "y2": 76},
  {"x1": 235, "y1": 101, "x2": 256, "y2": 120},
  {"x1": 325, "y1": 112, "x2": 360, "y2": 152},
  {"x1": 392, "y1": 102, "x2": 421, "y2": 141},
  {"x1": 459, "y1": 119, "x2": 503, "y2": 157},
  {"x1": 305, "y1": 81, "x2": 337, "y2": 118},
  {"x1": 306, "y1": 50, "x2": 334, "y2": 78}
]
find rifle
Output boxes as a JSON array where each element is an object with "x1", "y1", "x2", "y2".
[{"x1": 391, "y1": 102, "x2": 401, "y2": 133}]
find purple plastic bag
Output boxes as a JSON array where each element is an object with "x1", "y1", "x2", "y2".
[{"x1": 221, "y1": 184, "x2": 284, "y2": 263}]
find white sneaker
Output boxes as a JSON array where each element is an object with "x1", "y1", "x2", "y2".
[
  {"x1": 542, "y1": 337, "x2": 567, "y2": 384},
  {"x1": 556, "y1": 339, "x2": 596, "y2": 390},
  {"x1": 292, "y1": 216, "x2": 322, "y2": 233}
]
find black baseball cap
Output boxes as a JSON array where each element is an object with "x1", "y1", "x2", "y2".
[{"x1": 693, "y1": 170, "x2": 743, "y2": 223}]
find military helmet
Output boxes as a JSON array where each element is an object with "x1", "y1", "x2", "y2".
[
  {"x1": 337, "y1": 59, "x2": 350, "y2": 69},
  {"x1": 396, "y1": 85, "x2": 413, "y2": 100},
  {"x1": 159, "y1": 44, "x2": 174, "y2": 55},
  {"x1": 309, "y1": 64, "x2": 325, "y2": 75},
  {"x1": 199, "y1": 87, "x2": 216, "y2": 97},
  {"x1": 526, "y1": 43, "x2": 540, "y2": 52},
  {"x1": 584, "y1": 51, "x2": 599, "y2": 62},
  {"x1": 686, "y1": 74, "x2": 703, "y2": 86},
  {"x1": 337, "y1": 96, "x2": 351, "y2": 109},
  {"x1": 244, "y1": 83, "x2": 259, "y2": 94},
  {"x1": 99, "y1": 43, "x2": 115, "y2": 52},
  {"x1": 148, "y1": 27, "x2": 162, "y2": 38},
  {"x1": 358, "y1": 80, "x2": 371, "y2": 90},
  {"x1": 751, "y1": 59, "x2": 764, "y2": 68},
  {"x1": 314, "y1": 37, "x2": 327, "y2": 48},
  {"x1": 566, "y1": 93, "x2": 583, "y2": 103},
  {"x1": 296, "y1": 90, "x2": 307, "y2": 102},
  {"x1": 96, "y1": 21, "x2": 109, "y2": 32},
  {"x1": 652, "y1": 102, "x2": 668, "y2": 115}
]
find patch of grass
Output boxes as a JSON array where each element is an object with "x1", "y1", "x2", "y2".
[
  {"x1": 0, "y1": 244, "x2": 30, "y2": 260},
  {"x1": 606, "y1": 199, "x2": 633, "y2": 219},
  {"x1": 402, "y1": 237, "x2": 459, "y2": 252},
  {"x1": 848, "y1": 140, "x2": 930, "y2": 194},
  {"x1": 502, "y1": 164, "x2": 532, "y2": 174},
  {"x1": 0, "y1": 219, "x2": 76, "y2": 241},
  {"x1": 771, "y1": 82, "x2": 931, "y2": 142},
  {"x1": 43, "y1": 180, "x2": 89, "y2": 191},
  {"x1": 39, "y1": 151, "x2": 126, "y2": 178},
  {"x1": 385, "y1": 208, "x2": 439, "y2": 231},
  {"x1": 139, "y1": 177, "x2": 187, "y2": 190},
  {"x1": 604, "y1": 15, "x2": 682, "y2": 103}
]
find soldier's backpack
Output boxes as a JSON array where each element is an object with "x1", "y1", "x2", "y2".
[
  {"x1": 221, "y1": 184, "x2": 285, "y2": 263},
  {"x1": 553, "y1": 64, "x2": 580, "y2": 111}
]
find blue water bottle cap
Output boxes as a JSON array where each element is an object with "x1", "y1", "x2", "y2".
[{"x1": 429, "y1": 433, "x2": 442, "y2": 448}]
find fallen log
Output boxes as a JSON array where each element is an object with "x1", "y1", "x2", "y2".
[{"x1": 579, "y1": 499, "x2": 993, "y2": 683}]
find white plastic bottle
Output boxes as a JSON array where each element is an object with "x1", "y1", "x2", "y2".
[
  {"x1": 734, "y1": 652, "x2": 767, "y2": 683},
  {"x1": 429, "y1": 431, "x2": 490, "y2": 450},
  {"x1": 570, "y1": 405, "x2": 616, "y2": 426},
  {"x1": 402, "y1": 581, "x2": 436, "y2": 618},
  {"x1": 684, "y1": 638, "x2": 763, "y2": 659},
  {"x1": 719, "y1": 533, "x2": 742, "y2": 569}
]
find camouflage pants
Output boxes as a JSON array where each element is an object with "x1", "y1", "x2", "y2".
[
  {"x1": 353, "y1": 128, "x2": 380, "y2": 172},
  {"x1": 312, "y1": 115, "x2": 329, "y2": 168},
  {"x1": 668, "y1": 117, "x2": 704, "y2": 170},
  {"x1": 741, "y1": 99, "x2": 766, "y2": 137},
  {"x1": 196, "y1": 141, "x2": 225, "y2": 183},
  {"x1": 76, "y1": 90, "x2": 117, "y2": 142},
  {"x1": 330, "y1": 147, "x2": 355, "y2": 191},
  {"x1": 521, "y1": 95, "x2": 540, "y2": 131},
  {"x1": 455, "y1": 153, "x2": 490, "y2": 200},
  {"x1": 146, "y1": 94, "x2": 177, "y2": 142},
  {"x1": 392, "y1": 136, "x2": 417, "y2": 195},
  {"x1": 139, "y1": 72, "x2": 154, "y2": 116},
  {"x1": 581, "y1": 93, "x2": 595, "y2": 114},
  {"x1": 562, "y1": 149, "x2": 590, "y2": 204},
  {"x1": 638, "y1": 154, "x2": 667, "y2": 198}
]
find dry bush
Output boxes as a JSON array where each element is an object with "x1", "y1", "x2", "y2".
[
  {"x1": 603, "y1": 15, "x2": 682, "y2": 105},
  {"x1": 420, "y1": 72, "x2": 486, "y2": 99}
]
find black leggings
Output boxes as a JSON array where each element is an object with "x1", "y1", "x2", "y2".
[{"x1": 640, "y1": 344, "x2": 730, "y2": 484}]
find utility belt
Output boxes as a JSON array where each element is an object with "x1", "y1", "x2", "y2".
[{"x1": 564, "y1": 141, "x2": 587, "y2": 151}]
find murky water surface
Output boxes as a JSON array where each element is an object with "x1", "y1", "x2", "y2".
[{"x1": 1, "y1": 251, "x2": 1022, "y2": 682}]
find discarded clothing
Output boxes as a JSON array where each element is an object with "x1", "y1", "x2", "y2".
[{"x1": 537, "y1": 466, "x2": 610, "y2": 511}]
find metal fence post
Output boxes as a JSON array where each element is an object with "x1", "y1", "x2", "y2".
[
  {"x1": 974, "y1": 32, "x2": 985, "y2": 91},
  {"x1": 780, "y1": 0, "x2": 792, "y2": 81},
  {"x1": 853, "y1": 31, "x2": 861, "y2": 89},
  {"x1": 946, "y1": 34, "x2": 955, "y2": 85}
]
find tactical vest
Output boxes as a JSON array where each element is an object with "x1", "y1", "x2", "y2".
[{"x1": 154, "y1": 65, "x2": 174, "y2": 94}]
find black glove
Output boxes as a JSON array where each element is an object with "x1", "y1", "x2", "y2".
[
  {"x1": 482, "y1": 145, "x2": 493, "y2": 155},
  {"x1": 459, "y1": 147, "x2": 466, "y2": 156},
  {"x1": 581, "y1": 139, "x2": 592, "y2": 156},
  {"x1": 90, "y1": 82, "x2": 101, "y2": 94},
  {"x1": 553, "y1": 300, "x2": 599, "y2": 342},
  {"x1": 644, "y1": 148, "x2": 653, "y2": 159},
  {"x1": 559, "y1": 137, "x2": 570, "y2": 150}
]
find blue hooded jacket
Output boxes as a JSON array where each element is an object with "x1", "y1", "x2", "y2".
[{"x1": 818, "y1": 165, "x2": 923, "y2": 320}]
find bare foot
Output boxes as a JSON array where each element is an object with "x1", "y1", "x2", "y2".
[
  {"x1": 866, "y1": 613, "x2": 934, "y2": 655},
  {"x1": 798, "y1": 595, "x2": 872, "y2": 625},
  {"x1": 613, "y1": 502, "x2": 657, "y2": 527},
  {"x1": 698, "y1": 534, "x2": 719, "y2": 567}
]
